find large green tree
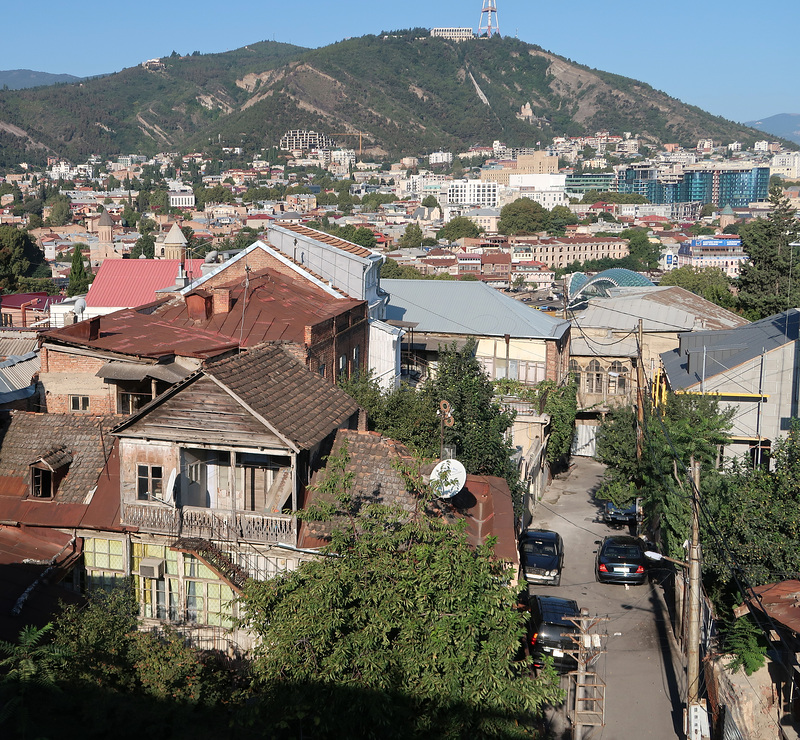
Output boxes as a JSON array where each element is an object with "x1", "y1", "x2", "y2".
[
  {"x1": 621, "y1": 228, "x2": 661, "y2": 270},
  {"x1": 498, "y1": 198, "x2": 548, "y2": 235},
  {"x1": 737, "y1": 187, "x2": 800, "y2": 320},
  {"x1": 659, "y1": 265, "x2": 736, "y2": 309},
  {"x1": 436, "y1": 216, "x2": 481, "y2": 242},
  {"x1": 238, "y1": 441, "x2": 561, "y2": 739},
  {"x1": 398, "y1": 222, "x2": 424, "y2": 249},
  {"x1": 0, "y1": 225, "x2": 46, "y2": 292}
]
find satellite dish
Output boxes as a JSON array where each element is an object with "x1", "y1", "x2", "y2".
[
  {"x1": 74, "y1": 297, "x2": 86, "y2": 316},
  {"x1": 430, "y1": 459, "x2": 467, "y2": 499},
  {"x1": 163, "y1": 468, "x2": 177, "y2": 506}
]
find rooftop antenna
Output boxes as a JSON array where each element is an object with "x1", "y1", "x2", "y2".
[{"x1": 478, "y1": 0, "x2": 500, "y2": 37}]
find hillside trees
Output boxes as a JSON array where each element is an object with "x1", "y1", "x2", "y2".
[
  {"x1": 736, "y1": 187, "x2": 800, "y2": 320},
  {"x1": 238, "y1": 440, "x2": 561, "y2": 739}
]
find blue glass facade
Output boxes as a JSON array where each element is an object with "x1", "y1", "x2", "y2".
[{"x1": 615, "y1": 165, "x2": 769, "y2": 207}]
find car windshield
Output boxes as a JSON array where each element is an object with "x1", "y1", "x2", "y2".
[
  {"x1": 524, "y1": 541, "x2": 556, "y2": 556},
  {"x1": 604, "y1": 544, "x2": 641, "y2": 560}
]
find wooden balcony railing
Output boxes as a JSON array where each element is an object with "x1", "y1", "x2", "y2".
[{"x1": 122, "y1": 502, "x2": 296, "y2": 545}]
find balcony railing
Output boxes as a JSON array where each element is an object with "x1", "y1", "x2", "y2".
[{"x1": 122, "y1": 502, "x2": 296, "y2": 545}]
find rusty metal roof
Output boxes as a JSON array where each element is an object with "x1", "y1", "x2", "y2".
[
  {"x1": 745, "y1": 580, "x2": 800, "y2": 635},
  {"x1": 275, "y1": 222, "x2": 376, "y2": 259},
  {"x1": 44, "y1": 267, "x2": 363, "y2": 361}
]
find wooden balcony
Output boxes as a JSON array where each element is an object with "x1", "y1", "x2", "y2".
[{"x1": 122, "y1": 502, "x2": 296, "y2": 545}]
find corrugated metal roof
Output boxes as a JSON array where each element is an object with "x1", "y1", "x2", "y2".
[
  {"x1": 0, "y1": 337, "x2": 38, "y2": 359},
  {"x1": 95, "y1": 360, "x2": 188, "y2": 383},
  {"x1": 661, "y1": 308, "x2": 800, "y2": 390},
  {"x1": 0, "y1": 352, "x2": 40, "y2": 394},
  {"x1": 576, "y1": 286, "x2": 748, "y2": 333},
  {"x1": 85, "y1": 259, "x2": 204, "y2": 308},
  {"x1": 383, "y1": 279, "x2": 570, "y2": 339},
  {"x1": 274, "y1": 222, "x2": 376, "y2": 259}
]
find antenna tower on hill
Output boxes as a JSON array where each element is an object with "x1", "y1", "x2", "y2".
[{"x1": 478, "y1": 0, "x2": 500, "y2": 37}]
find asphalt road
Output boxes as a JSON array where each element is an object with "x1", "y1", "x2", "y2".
[{"x1": 528, "y1": 457, "x2": 685, "y2": 740}]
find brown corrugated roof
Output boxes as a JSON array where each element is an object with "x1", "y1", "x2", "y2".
[
  {"x1": 276, "y1": 222, "x2": 375, "y2": 259},
  {"x1": 204, "y1": 344, "x2": 360, "y2": 451},
  {"x1": 745, "y1": 580, "x2": 800, "y2": 635}
]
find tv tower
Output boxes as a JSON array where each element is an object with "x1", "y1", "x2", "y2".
[{"x1": 478, "y1": 0, "x2": 500, "y2": 37}]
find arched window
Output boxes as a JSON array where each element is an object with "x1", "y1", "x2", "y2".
[
  {"x1": 609, "y1": 361, "x2": 628, "y2": 395},
  {"x1": 587, "y1": 359, "x2": 603, "y2": 394}
]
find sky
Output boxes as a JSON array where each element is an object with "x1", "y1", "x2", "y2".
[{"x1": 3, "y1": 0, "x2": 797, "y2": 124}]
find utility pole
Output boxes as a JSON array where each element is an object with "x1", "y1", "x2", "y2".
[
  {"x1": 687, "y1": 457, "x2": 702, "y2": 707},
  {"x1": 635, "y1": 319, "x2": 644, "y2": 462},
  {"x1": 564, "y1": 610, "x2": 608, "y2": 739}
]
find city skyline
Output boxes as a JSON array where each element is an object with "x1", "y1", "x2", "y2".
[{"x1": 2, "y1": 0, "x2": 796, "y2": 125}]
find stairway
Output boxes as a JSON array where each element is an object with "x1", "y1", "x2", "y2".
[{"x1": 172, "y1": 537, "x2": 251, "y2": 592}]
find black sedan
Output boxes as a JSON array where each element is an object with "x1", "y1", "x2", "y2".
[
  {"x1": 519, "y1": 529, "x2": 564, "y2": 586},
  {"x1": 595, "y1": 535, "x2": 648, "y2": 585}
]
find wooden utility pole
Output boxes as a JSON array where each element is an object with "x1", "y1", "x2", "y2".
[
  {"x1": 564, "y1": 611, "x2": 608, "y2": 739},
  {"x1": 687, "y1": 457, "x2": 702, "y2": 707},
  {"x1": 635, "y1": 319, "x2": 645, "y2": 462}
]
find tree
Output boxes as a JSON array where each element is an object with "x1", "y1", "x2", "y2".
[
  {"x1": 436, "y1": 216, "x2": 481, "y2": 242},
  {"x1": 421, "y1": 194, "x2": 440, "y2": 209},
  {"x1": 238, "y1": 441, "x2": 561, "y2": 739},
  {"x1": 398, "y1": 222, "x2": 423, "y2": 249},
  {"x1": 659, "y1": 265, "x2": 736, "y2": 309},
  {"x1": 737, "y1": 187, "x2": 800, "y2": 320},
  {"x1": 130, "y1": 233, "x2": 155, "y2": 259},
  {"x1": 498, "y1": 198, "x2": 548, "y2": 235},
  {"x1": 621, "y1": 228, "x2": 660, "y2": 270},
  {"x1": 47, "y1": 197, "x2": 72, "y2": 227},
  {"x1": 546, "y1": 204, "x2": 578, "y2": 236},
  {"x1": 700, "y1": 203, "x2": 716, "y2": 218},
  {"x1": 67, "y1": 244, "x2": 90, "y2": 296},
  {"x1": 379, "y1": 259, "x2": 423, "y2": 280},
  {"x1": 0, "y1": 225, "x2": 46, "y2": 292}
]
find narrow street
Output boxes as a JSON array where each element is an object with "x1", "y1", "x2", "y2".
[{"x1": 529, "y1": 457, "x2": 685, "y2": 740}]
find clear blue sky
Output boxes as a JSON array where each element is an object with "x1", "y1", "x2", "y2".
[{"x1": 3, "y1": 0, "x2": 796, "y2": 124}]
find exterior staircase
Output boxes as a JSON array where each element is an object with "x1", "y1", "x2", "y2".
[{"x1": 172, "y1": 537, "x2": 251, "y2": 592}]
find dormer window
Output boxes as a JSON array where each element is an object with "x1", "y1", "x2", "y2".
[{"x1": 29, "y1": 447, "x2": 72, "y2": 499}]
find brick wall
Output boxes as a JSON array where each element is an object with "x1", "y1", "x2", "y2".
[{"x1": 39, "y1": 345, "x2": 118, "y2": 415}]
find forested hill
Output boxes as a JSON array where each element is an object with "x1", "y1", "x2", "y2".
[
  {"x1": 0, "y1": 31, "x2": 771, "y2": 167},
  {"x1": 0, "y1": 69, "x2": 82, "y2": 90}
]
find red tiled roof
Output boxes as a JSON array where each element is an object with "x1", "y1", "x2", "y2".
[
  {"x1": 276, "y1": 222, "x2": 375, "y2": 259},
  {"x1": 85, "y1": 259, "x2": 204, "y2": 308}
]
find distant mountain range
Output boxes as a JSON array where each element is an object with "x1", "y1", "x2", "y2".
[
  {"x1": 0, "y1": 69, "x2": 82, "y2": 90},
  {"x1": 0, "y1": 33, "x2": 789, "y2": 168},
  {"x1": 745, "y1": 113, "x2": 800, "y2": 146}
]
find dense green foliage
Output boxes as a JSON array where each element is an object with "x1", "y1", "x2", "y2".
[
  {"x1": 339, "y1": 341, "x2": 521, "y2": 508},
  {"x1": 0, "y1": 225, "x2": 47, "y2": 291},
  {"x1": 659, "y1": 265, "x2": 736, "y2": 310},
  {"x1": 239, "y1": 440, "x2": 561, "y2": 739},
  {"x1": 737, "y1": 187, "x2": 800, "y2": 320},
  {"x1": 436, "y1": 216, "x2": 482, "y2": 242}
]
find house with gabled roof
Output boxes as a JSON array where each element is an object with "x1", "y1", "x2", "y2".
[
  {"x1": 660, "y1": 309, "x2": 800, "y2": 463},
  {"x1": 89, "y1": 343, "x2": 363, "y2": 650}
]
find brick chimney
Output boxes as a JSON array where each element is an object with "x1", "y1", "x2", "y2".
[{"x1": 212, "y1": 288, "x2": 231, "y2": 315}]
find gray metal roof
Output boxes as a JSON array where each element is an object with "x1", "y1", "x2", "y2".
[
  {"x1": 0, "y1": 352, "x2": 40, "y2": 398},
  {"x1": 661, "y1": 309, "x2": 800, "y2": 390},
  {"x1": 575, "y1": 286, "x2": 748, "y2": 333},
  {"x1": 0, "y1": 337, "x2": 38, "y2": 359},
  {"x1": 383, "y1": 279, "x2": 570, "y2": 340}
]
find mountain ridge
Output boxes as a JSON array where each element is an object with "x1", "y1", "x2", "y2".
[
  {"x1": 745, "y1": 113, "x2": 800, "y2": 146},
  {"x1": 0, "y1": 69, "x2": 83, "y2": 90},
  {"x1": 0, "y1": 33, "x2": 788, "y2": 168}
]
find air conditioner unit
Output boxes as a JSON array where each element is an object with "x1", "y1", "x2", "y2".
[{"x1": 139, "y1": 557, "x2": 165, "y2": 579}]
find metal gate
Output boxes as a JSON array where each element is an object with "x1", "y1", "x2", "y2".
[{"x1": 571, "y1": 423, "x2": 597, "y2": 457}]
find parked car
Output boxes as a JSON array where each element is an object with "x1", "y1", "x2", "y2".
[
  {"x1": 526, "y1": 594, "x2": 581, "y2": 672},
  {"x1": 595, "y1": 535, "x2": 648, "y2": 585},
  {"x1": 519, "y1": 529, "x2": 564, "y2": 586},
  {"x1": 602, "y1": 498, "x2": 641, "y2": 527}
]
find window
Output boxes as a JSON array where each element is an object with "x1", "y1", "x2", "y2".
[
  {"x1": 352, "y1": 345, "x2": 360, "y2": 370},
  {"x1": 338, "y1": 354, "x2": 347, "y2": 379},
  {"x1": 586, "y1": 360, "x2": 603, "y2": 394},
  {"x1": 70, "y1": 395, "x2": 89, "y2": 413},
  {"x1": 31, "y1": 467, "x2": 53, "y2": 498},
  {"x1": 118, "y1": 391, "x2": 151, "y2": 415},
  {"x1": 609, "y1": 361, "x2": 628, "y2": 395},
  {"x1": 137, "y1": 464, "x2": 163, "y2": 501},
  {"x1": 318, "y1": 363, "x2": 326, "y2": 378}
]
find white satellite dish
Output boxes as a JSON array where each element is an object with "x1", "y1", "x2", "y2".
[
  {"x1": 74, "y1": 297, "x2": 87, "y2": 316},
  {"x1": 163, "y1": 468, "x2": 177, "y2": 506},
  {"x1": 430, "y1": 458, "x2": 467, "y2": 499}
]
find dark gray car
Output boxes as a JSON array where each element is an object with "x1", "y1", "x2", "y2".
[{"x1": 519, "y1": 529, "x2": 563, "y2": 586}]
